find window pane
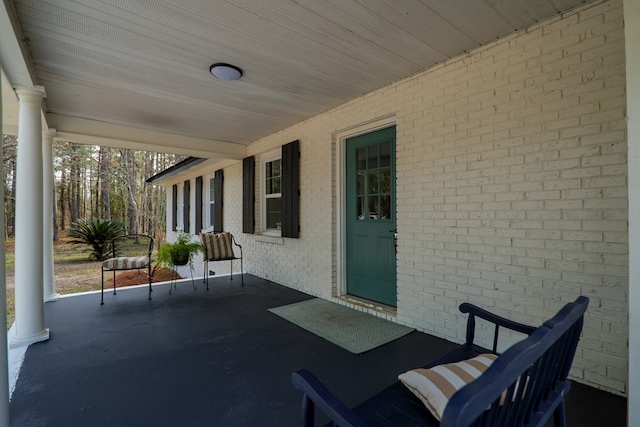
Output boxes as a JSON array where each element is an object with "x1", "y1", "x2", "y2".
[
  {"x1": 379, "y1": 141, "x2": 391, "y2": 167},
  {"x1": 368, "y1": 145, "x2": 379, "y2": 169},
  {"x1": 368, "y1": 171, "x2": 379, "y2": 194},
  {"x1": 266, "y1": 197, "x2": 282, "y2": 229},
  {"x1": 209, "y1": 178, "x2": 215, "y2": 200},
  {"x1": 380, "y1": 168, "x2": 391, "y2": 193},
  {"x1": 368, "y1": 197, "x2": 379, "y2": 220},
  {"x1": 272, "y1": 159, "x2": 281, "y2": 177},
  {"x1": 357, "y1": 196, "x2": 365, "y2": 220},
  {"x1": 209, "y1": 203, "x2": 215, "y2": 227},
  {"x1": 357, "y1": 148, "x2": 366, "y2": 170},
  {"x1": 380, "y1": 195, "x2": 391, "y2": 221},
  {"x1": 266, "y1": 159, "x2": 282, "y2": 195},
  {"x1": 357, "y1": 172, "x2": 365, "y2": 195}
]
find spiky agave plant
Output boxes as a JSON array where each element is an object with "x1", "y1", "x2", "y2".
[{"x1": 69, "y1": 218, "x2": 126, "y2": 261}]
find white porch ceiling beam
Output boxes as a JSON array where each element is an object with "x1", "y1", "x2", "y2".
[
  {"x1": 0, "y1": 0, "x2": 42, "y2": 136},
  {"x1": 1, "y1": 74, "x2": 18, "y2": 135},
  {"x1": 47, "y1": 114, "x2": 246, "y2": 160},
  {"x1": 0, "y1": 0, "x2": 35, "y2": 88}
]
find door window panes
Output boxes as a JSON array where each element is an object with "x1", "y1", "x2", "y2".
[{"x1": 354, "y1": 140, "x2": 393, "y2": 221}]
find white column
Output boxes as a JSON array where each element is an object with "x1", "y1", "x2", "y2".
[
  {"x1": 626, "y1": 0, "x2": 640, "y2": 425},
  {"x1": 0, "y1": 71, "x2": 11, "y2": 427},
  {"x1": 43, "y1": 129, "x2": 58, "y2": 302},
  {"x1": 10, "y1": 86, "x2": 49, "y2": 348}
]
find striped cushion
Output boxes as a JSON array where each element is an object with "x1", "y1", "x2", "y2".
[
  {"x1": 102, "y1": 256, "x2": 150, "y2": 271},
  {"x1": 398, "y1": 353, "x2": 497, "y2": 421},
  {"x1": 201, "y1": 232, "x2": 235, "y2": 261}
]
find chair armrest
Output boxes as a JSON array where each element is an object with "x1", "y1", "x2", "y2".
[
  {"x1": 230, "y1": 234, "x2": 243, "y2": 255},
  {"x1": 459, "y1": 303, "x2": 536, "y2": 353},
  {"x1": 291, "y1": 370, "x2": 368, "y2": 427}
]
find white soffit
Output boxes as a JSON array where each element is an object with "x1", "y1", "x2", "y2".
[{"x1": 3, "y1": 0, "x2": 589, "y2": 154}]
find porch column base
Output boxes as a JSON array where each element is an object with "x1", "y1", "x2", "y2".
[
  {"x1": 9, "y1": 328, "x2": 50, "y2": 349},
  {"x1": 44, "y1": 293, "x2": 60, "y2": 302}
]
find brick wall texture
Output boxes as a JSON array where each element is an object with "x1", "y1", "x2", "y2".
[{"x1": 168, "y1": 0, "x2": 628, "y2": 395}]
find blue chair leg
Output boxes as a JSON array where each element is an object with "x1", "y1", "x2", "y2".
[{"x1": 553, "y1": 401, "x2": 567, "y2": 427}]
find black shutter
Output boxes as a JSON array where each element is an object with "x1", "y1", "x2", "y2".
[
  {"x1": 243, "y1": 156, "x2": 255, "y2": 234},
  {"x1": 172, "y1": 184, "x2": 178, "y2": 231},
  {"x1": 282, "y1": 140, "x2": 300, "y2": 238},
  {"x1": 214, "y1": 169, "x2": 224, "y2": 232},
  {"x1": 183, "y1": 180, "x2": 190, "y2": 234},
  {"x1": 195, "y1": 176, "x2": 203, "y2": 233}
]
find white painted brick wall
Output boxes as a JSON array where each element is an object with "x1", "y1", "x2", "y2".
[{"x1": 169, "y1": 0, "x2": 628, "y2": 396}]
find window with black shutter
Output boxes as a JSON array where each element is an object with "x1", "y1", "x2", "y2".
[
  {"x1": 172, "y1": 184, "x2": 178, "y2": 232},
  {"x1": 243, "y1": 156, "x2": 255, "y2": 234},
  {"x1": 281, "y1": 140, "x2": 300, "y2": 238},
  {"x1": 195, "y1": 176, "x2": 203, "y2": 233},
  {"x1": 214, "y1": 169, "x2": 224, "y2": 232},
  {"x1": 183, "y1": 180, "x2": 190, "y2": 234}
]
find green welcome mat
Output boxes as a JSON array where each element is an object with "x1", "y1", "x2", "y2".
[{"x1": 268, "y1": 298, "x2": 414, "y2": 354}]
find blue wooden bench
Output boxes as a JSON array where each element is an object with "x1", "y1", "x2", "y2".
[{"x1": 292, "y1": 296, "x2": 589, "y2": 427}]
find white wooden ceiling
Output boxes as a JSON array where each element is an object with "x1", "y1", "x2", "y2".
[{"x1": 2, "y1": 0, "x2": 588, "y2": 156}]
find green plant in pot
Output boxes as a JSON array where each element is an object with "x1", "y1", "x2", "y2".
[{"x1": 156, "y1": 233, "x2": 204, "y2": 268}]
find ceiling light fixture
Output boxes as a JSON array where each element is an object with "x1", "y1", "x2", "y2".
[{"x1": 209, "y1": 63, "x2": 243, "y2": 80}]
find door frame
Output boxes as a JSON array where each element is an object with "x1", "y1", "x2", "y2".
[{"x1": 334, "y1": 115, "x2": 396, "y2": 299}]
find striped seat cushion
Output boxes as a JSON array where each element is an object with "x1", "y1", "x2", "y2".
[
  {"x1": 102, "y1": 256, "x2": 150, "y2": 271},
  {"x1": 201, "y1": 232, "x2": 236, "y2": 261},
  {"x1": 398, "y1": 353, "x2": 497, "y2": 421}
]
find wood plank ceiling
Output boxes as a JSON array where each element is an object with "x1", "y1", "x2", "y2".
[{"x1": 8, "y1": 0, "x2": 588, "y2": 150}]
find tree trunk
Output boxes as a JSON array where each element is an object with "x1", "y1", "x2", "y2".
[
  {"x1": 52, "y1": 184, "x2": 59, "y2": 241},
  {"x1": 80, "y1": 161, "x2": 86, "y2": 219},
  {"x1": 99, "y1": 146, "x2": 111, "y2": 220},
  {"x1": 60, "y1": 170, "x2": 66, "y2": 230},
  {"x1": 124, "y1": 149, "x2": 139, "y2": 235},
  {"x1": 69, "y1": 144, "x2": 79, "y2": 224},
  {"x1": 3, "y1": 135, "x2": 17, "y2": 238}
]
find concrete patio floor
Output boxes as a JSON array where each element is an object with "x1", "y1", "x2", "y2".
[{"x1": 9, "y1": 275, "x2": 627, "y2": 426}]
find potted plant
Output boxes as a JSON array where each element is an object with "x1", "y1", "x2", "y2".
[{"x1": 156, "y1": 233, "x2": 204, "y2": 268}]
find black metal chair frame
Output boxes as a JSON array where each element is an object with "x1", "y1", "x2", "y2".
[
  {"x1": 202, "y1": 232, "x2": 244, "y2": 289},
  {"x1": 100, "y1": 234, "x2": 154, "y2": 305}
]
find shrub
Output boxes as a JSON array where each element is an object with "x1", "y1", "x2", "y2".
[{"x1": 69, "y1": 218, "x2": 126, "y2": 261}]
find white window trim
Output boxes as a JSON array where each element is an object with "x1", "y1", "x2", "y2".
[
  {"x1": 176, "y1": 184, "x2": 184, "y2": 232},
  {"x1": 261, "y1": 149, "x2": 282, "y2": 236},
  {"x1": 202, "y1": 173, "x2": 215, "y2": 232}
]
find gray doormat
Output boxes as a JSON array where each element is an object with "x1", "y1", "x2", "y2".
[{"x1": 268, "y1": 298, "x2": 414, "y2": 354}]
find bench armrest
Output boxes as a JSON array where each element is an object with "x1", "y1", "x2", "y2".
[
  {"x1": 291, "y1": 369, "x2": 368, "y2": 427},
  {"x1": 459, "y1": 303, "x2": 536, "y2": 353}
]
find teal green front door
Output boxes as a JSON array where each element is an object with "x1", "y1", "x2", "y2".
[{"x1": 346, "y1": 126, "x2": 397, "y2": 306}]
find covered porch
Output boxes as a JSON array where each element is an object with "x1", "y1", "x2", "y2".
[
  {"x1": 2, "y1": 0, "x2": 640, "y2": 425},
  {"x1": 9, "y1": 275, "x2": 626, "y2": 426}
]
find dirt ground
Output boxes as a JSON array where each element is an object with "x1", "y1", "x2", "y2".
[{"x1": 6, "y1": 262, "x2": 177, "y2": 292}]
